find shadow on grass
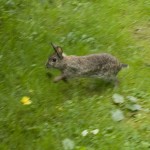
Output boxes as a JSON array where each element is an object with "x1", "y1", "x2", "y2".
[
  {"x1": 51, "y1": 77, "x2": 113, "y2": 96},
  {"x1": 80, "y1": 78, "x2": 114, "y2": 95},
  {"x1": 45, "y1": 71, "x2": 115, "y2": 105}
]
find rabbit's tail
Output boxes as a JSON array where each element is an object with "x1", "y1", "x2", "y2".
[{"x1": 121, "y1": 63, "x2": 129, "y2": 68}]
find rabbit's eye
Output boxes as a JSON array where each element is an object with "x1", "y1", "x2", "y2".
[{"x1": 52, "y1": 58, "x2": 57, "y2": 62}]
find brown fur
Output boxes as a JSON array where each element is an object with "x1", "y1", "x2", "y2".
[{"x1": 46, "y1": 44, "x2": 128, "y2": 86}]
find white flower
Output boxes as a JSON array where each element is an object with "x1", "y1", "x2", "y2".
[
  {"x1": 81, "y1": 130, "x2": 88, "y2": 136},
  {"x1": 91, "y1": 129, "x2": 99, "y2": 135}
]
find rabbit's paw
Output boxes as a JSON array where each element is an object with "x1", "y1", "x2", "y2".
[
  {"x1": 53, "y1": 75, "x2": 66, "y2": 83},
  {"x1": 53, "y1": 76, "x2": 61, "y2": 82}
]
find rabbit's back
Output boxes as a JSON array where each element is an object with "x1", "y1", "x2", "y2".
[{"x1": 63, "y1": 53, "x2": 122, "y2": 79}]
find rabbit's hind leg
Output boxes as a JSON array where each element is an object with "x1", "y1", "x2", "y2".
[{"x1": 106, "y1": 76, "x2": 120, "y2": 88}]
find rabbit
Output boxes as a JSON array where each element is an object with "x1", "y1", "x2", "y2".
[{"x1": 46, "y1": 43, "x2": 128, "y2": 87}]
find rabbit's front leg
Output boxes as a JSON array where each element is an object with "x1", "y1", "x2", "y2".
[
  {"x1": 113, "y1": 77, "x2": 120, "y2": 89},
  {"x1": 53, "y1": 74, "x2": 68, "y2": 83}
]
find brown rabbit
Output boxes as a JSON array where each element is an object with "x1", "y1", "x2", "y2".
[{"x1": 46, "y1": 43, "x2": 128, "y2": 86}]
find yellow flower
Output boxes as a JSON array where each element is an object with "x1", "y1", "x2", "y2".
[{"x1": 21, "y1": 96, "x2": 32, "y2": 105}]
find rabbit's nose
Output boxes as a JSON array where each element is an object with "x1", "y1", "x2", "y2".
[{"x1": 45, "y1": 62, "x2": 50, "y2": 68}]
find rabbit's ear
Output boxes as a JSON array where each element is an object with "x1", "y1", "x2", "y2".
[
  {"x1": 56, "y1": 46, "x2": 63, "y2": 54},
  {"x1": 51, "y1": 42, "x2": 57, "y2": 51},
  {"x1": 51, "y1": 43, "x2": 63, "y2": 59},
  {"x1": 55, "y1": 46, "x2": 63, "y2": 59}
]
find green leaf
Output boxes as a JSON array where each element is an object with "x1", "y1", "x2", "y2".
[
  {"x1": 62, "y1": 138, "x2": 75, "y2": 150},
  {"x1": 111, "y1": 109, "x2": 125, "y2": 121},
  {"x1": 126, "y1": 104, "x2": 142, "y2": 111},
  {"x1": 112, "y1": 93, "x2": 124, "y2": 104},
  {"x1": 127, "y1": 96, "x2": 138, "y2": 103}
]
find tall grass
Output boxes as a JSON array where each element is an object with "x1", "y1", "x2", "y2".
[{"x1": 0, "y1": 0, "x2": 150, "y2": 149}]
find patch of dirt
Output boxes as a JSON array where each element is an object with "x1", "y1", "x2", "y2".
[
  {"x1": 132, "y1": 22, "x2": 150, "y2": 67},
  {"x1": 133, "y1": 23, "x2": 150, "y2": 41}
]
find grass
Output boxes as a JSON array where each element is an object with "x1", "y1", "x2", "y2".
[{"x1": 0, "y1": 0, "x2": 150, "y2": 149}]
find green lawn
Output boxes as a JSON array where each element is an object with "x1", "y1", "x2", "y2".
[{"x1": 0, "y1": 0, "x2": 150, "y2": 150}]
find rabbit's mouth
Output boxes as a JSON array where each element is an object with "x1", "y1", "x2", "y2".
[{"x1": 45, "y1": 62, "x2": 51, "y2": 68}]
